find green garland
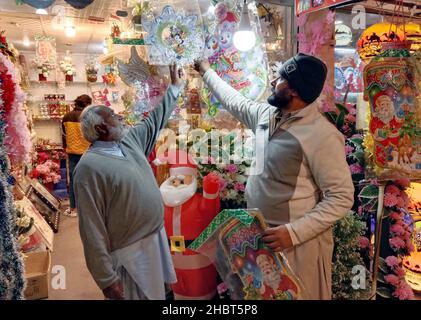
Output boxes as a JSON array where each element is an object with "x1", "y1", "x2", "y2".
[{"x1": 332, "y1": 213, "x2": 371, "y2": 300}]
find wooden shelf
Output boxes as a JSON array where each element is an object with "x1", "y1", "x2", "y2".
[
  {"x1": 32, "y1": 117, "x2": 63, "y2": 121},
  {"x1": 29, "y1": 80, "x2": 98, "y2": 85}
]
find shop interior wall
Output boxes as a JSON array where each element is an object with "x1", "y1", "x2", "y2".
[{"x1": 21, "y1": 51, "x2": 128, "y2": 144}]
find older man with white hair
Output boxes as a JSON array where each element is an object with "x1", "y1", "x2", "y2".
[{"x1": 73, "y1": 64, "x2": 185, "y2": 300}]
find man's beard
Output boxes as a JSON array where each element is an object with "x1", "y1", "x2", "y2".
[
  {"x1": 108, "y1": 123, "x2": 128, "y2": 141},
  {"x1": 267, "y1": 88, "x2": 292, "y2": 110}
]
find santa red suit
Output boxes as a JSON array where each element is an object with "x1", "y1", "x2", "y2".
[{"x1": 158, "y1": 150, "x2": 220, "y2": 300}]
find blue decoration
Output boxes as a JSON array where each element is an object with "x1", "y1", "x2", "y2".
[{"x1": 0, "y1": 58, "x2": 26, "y2": 300}]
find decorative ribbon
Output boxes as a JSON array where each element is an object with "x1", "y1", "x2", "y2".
[{"x1": 189, "y1": 209, "x2": 254, "y2": 251}]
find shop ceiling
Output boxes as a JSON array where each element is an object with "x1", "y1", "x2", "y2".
[{"x1": 0, "y1": 0, "x2": 419, "y2": 55}]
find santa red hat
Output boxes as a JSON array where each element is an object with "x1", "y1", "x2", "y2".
[
  {"x1": 224, "y1": 12, "x2": 239, "y2": 23},
  {"x1": 373, "y1": 92, "x2": 392, "y2": 109},
  {"x1": 256, "y1": 249, "x2": 276, "y2": 264},
  {"x1": 155, "y1": 149, "x2": 197, "y2": 177}
]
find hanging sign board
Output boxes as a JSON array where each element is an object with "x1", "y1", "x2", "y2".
[{"x1": 295, "y1": 0, "x2": 355, "y2": 16}]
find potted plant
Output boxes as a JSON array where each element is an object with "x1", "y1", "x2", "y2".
[
  {"x1": 85, "y1": 60, "x2": 99, "y2": 83},
  {"x1": 33, "y1": 58, "x2": 54, "y2": 81},
  {"x1": 131, "y1": 1, "x2": 151, "y2": 32},
  {"x1": 59, "y1": 57, "x2": 76, "y2": 82}
]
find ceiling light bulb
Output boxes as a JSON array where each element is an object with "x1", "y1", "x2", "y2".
[
  {"x1": 233, "y1": 31, "x2": 256, "y2": 52},
  {"x1": 23, "y1": 37, "x2": 30, "y2": 47},
  {"x1": 65, "y1": 26, "x2": 76, "y2": 37},
  {"x1": 233, "y1": 0, "x2": 256, "y2": 52},
  {"x1": 36, "y1": 9, "x2": 48, "y2": 15},
  {"x1": 207, "y1": 5, "x2": 216, "y2": 15}
]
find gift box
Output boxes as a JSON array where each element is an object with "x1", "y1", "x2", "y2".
[
  {"x1": 189, "y1": 209, "x2": 304, "y2": 300},
  {"x1": 24, "y1": 250, "x2": 52, "y2": 300}
]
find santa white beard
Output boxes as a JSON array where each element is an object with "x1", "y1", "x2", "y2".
[{"x1": 160, "y1": 176, "x2": 197, "y2": 207}]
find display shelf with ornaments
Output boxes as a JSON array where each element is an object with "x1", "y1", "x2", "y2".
[{"x1": 29, "y1": 80, "x2": 98, "y2": 85}]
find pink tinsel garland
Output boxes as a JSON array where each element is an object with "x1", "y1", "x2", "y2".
[
  {"x1": 296, "y1": 11, "x2": 336, "y2": 112},
  {"x1": 0, "y1": 53, "x2": 32, "y2": 164}
]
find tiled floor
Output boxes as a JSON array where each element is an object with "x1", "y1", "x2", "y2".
[{"x1": 47, "y1": 211, "x2": 103, "y2": 300}]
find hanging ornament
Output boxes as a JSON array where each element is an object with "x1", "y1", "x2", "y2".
[
  {"x1": 22, "y1": 0, "x2": 55, "y2": 9},
  {"x1": 399, "y1": 22, "x2": 421, "y2": 53},
  {"x1": 357, "y1": 23, "x2": 406, "y2": 63},
  {"x1": 363, "y1": 41, "x2": 421, "y2": 179},
  {"x1": 143, "y1": 5, "x2": 205, "y2": 66},
  {"x1": 201, "y1": 1, "x2": 268, "y2": 117},
  {"x1": 64, "y1": 0, "x2": 94, "y2": 9},
  {"x1": 117, "y1": 46, "x2": 150, "y2": 86}
]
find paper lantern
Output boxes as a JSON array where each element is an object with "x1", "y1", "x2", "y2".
[
  {"x1": 363, "y1": 41, "x2": 421, "y2": 179},
  {"x1": 357, "y1": 23, "x2": 406, "y2": 63},
  {"x1": 403, "y1": 182, "x2": 421, "y2": 293},
  {"x1": 399, "y1": 22, "x2": 421, "y2": 53}
]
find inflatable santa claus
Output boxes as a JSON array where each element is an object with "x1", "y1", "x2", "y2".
[{"x1": 158, "y1": 150, "x2": 220, "y2": 300}]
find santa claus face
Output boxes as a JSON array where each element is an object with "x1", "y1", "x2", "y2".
[
  {"x1": 160, "y1": 174, "x2": 197, "y2": 207},
  {"x1": 169, "y1": 175, "x2": 193, "y2": 187},
  {"x1": 375, "y1": 96, "x2": 394, "y2": 123},
  {"x1": 256, "y1": 254, "x2": 281, "y2": 289}
]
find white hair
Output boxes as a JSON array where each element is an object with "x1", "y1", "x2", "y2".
[{"x1": 80, "y1": 105, "x2": 106, "y2": 143}]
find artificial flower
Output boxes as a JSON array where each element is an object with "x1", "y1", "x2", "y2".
[
  {"x1": 393, "y1": 281, "x2": 414, "y2": 300},
  {"x1": 349, "y1": 163, "x2": 363, "y2": 174},
  {"x1": 384, "y1": 274, "x2": 400, "y2": 286},
  {"x1": 359, "y1": 236, "x2": 369, "y2": 249},
  {"x1": 226, "y1": 164, "x2": 238, "y2": 174},
  {"x1": 234, "y1": 182, "x2": 245, "y2": 192},
  {"x1": 384, "y1": 193, "x2": 398, "y2": 208},
  {"x1": 385, "y1": 256, "x2": 400, "y2": 268},
  {"x1": 389, "y1": 236, "x2": 406, "y2": 250}
]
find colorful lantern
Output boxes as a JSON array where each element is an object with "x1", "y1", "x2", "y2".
[
  {"x1": 399, "y1": 22, "x2": 421, "y2": 53},
  {"x1": 363, "y1": 41, "x2": 421, "y2": 179},
  {"x1": 357, "y1": 23, "x2": 406, "y2": 63},
  {"x1": 403, "y1": 182, "x2": 421, "y2": 294}
]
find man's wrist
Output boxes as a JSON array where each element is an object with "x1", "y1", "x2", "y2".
[
  {"x1": 169, "y1": 84, "x2": 182, "y2": 98},
  {"x1": 200, "y1": 67, "x2": 210, "y2": 77}
]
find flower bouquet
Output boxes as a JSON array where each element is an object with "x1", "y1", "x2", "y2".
[
  {"x1": 29, "y1": 151, "x2": 63, "y2": 190},
  {"x1": 59, "y1": 57, "x2": 76, "y2": 82},
  {"x1": 33, "y1": 57, "x2": 55, "y2": 81},
  {"x1": 85, "y1": 59, "x2": 99, "y2": 83},
  {"x1": 179, "y1": 128, "x2": 254, "y2": 209}
]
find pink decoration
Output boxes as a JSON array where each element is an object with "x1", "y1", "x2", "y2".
[
  {"x1": 389, "y1": 237, "x2": 406, "y2": 250},
  {"x1": 296, "y1": 11, "x2": 335, "y2": 112},
  {"x1": 345, "y1": 145, "x2": 354, "y2": 155},
  {"x1": 359, "y1": 236, "x2": 370, "y2": 249},
  {"x1": 390, "y1": 224, "x2": 405, "y2": 237},
  {"x1": 384, "y1": 274, "x2": 400, "y2": 286},
  {"x1": 393, "y1": 281, "x2": 414, "y2": 300},
  {"x1": 384, "y1": 193, "x2": 398, "y2": 207},
  {"x1": 0, "y1": 52, "x2": 32, "y2": 164},
  {"x1": 234, "y1": 182, "x2": 245, "y2": 192},
  {"x1": 226, "y1": 164, "x2": 238, "y2": 174},
  {"x1": 385, "y1": 256, "x2": 400, "y2": 268},
  {"x1": 218, "y1": 177, "x2": 228, "y2": 191},
  {"x1": 386, "y1": 185, "x2": 401, "y2": 196},
  {"x1": 349, "y1": 163, "x2": 363, "y2": 174}
]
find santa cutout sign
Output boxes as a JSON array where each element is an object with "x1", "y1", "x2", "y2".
[{"x1": 157, "y1": 150, "x2": 221, "y2": 300}]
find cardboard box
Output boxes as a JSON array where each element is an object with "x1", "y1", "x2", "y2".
[{"x1": 24, "y1": 250, "x2": 51, "y2": 300}]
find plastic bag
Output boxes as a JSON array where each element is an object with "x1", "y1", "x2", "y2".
[{"x1": 189, "y1": 209, "x2": 305, "y2": 300}]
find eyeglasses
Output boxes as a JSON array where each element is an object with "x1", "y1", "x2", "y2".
[{"x1": 270, "y1": 76, "x2": 287, "y2": 87}]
